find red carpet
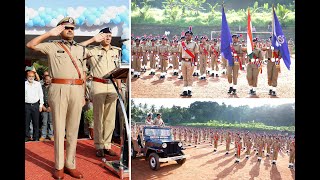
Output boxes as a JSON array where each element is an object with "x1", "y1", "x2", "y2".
[{"x1": 25, "y1": 139, "x2": 129, "y2": 180}]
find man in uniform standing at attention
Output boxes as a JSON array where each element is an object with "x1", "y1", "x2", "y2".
[
  {"x1": 271, "y1": 137, "x2": 281, "y2": 165},
  {"x1": 288, "y1": 136, "x2": 295, "y2": 169},
  {"x1": 27, "y1": 17, "x2": 87, "y2": 179},
  {"x1": 213, "y1": 131, "x2": 219, "y2": 152},
  {"x1": 80, "y1": 27, "x2": 122, "y2": 158},
  {"x1": 171, "y1": 40, "x2": 180, "y2": 76},
  {"x1": 132, "y1": 38, "x2": 143, "y2": 78},
  {"x1": 210, "y1": 38, "x2": 220, "y2": 77},
  {"x1": 179, "y1": 27, "x2": 199, "y2": 96},
  {"x1": 149, "y1": 38, "x2": 158, "y2": 75},
  {"x1": 198, "y1": 36, "x2": 209, "y2": 80},
  {"x1": 225, "y1": 131, "x2": 231, "y2": 155},
  {"x1": 228, "y1": 34, "x2": 243, "y2": 95},
  {"x1": 247, "y1": 38, "x2": 263, "y2": 96},
  {"x1": 158, "y1": 37, "x2": 170, "y2": 79}
]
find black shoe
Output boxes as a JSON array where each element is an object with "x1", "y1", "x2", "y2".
[
  {"x1": 213, "y1": 149, "x2": 217, "y2": 152},
  {"x1": 256, "y1": 153, "x2": 258, "y2": 155},
  {"x1": 234, "y1": 154, "x2": 237, "y2": 156},
  {"x1": 235, "y1": 160, "x2": 239, "y2": 163},
  {"x1": 187, "y1": 90, "x2": 192, "y2": 96},
  {"x1": 193, "y1": 72, "x2": 197, "y2": 76},
  {"x1": 272, "y1": 91, "x2": 276, "y2": 96},
  {"x1": 178, "y1": 76, "x2": 183, "y2": 79},
  {"x1": 246, "y1": 156, "x2": 249, "y2": 159},
  {"x1": 133, "y1": 75, "x2": 137, "y2": 78},
  {"x1": 180, "y1": 91, "x2": 188, "y2": 96},
  {"x1": 258, "y1": 159, "x2": 261, "y2": 162},
  {"x1": 232, "y1": 89, "x2": 237, "y2": 95},
  {"x1": 266, "y1": 154, "x2": 269, "y2": 157},
  {"x1": 268, "y1": 89, "x2": 272, "y2": 95},
  {"x1": 149, "y1": 72, "x2": 153, "y2": 75},
  {"x1": 251, "y1": 91, "x2": 256, "y2": 95},
  {"x1": 196, "y1": 73, "x2": 199, "y2": 76},
  {"x1": 225, "y1": 152, "x2": 229, "y2": 155},
  {"x1": 228, "y1": 87, "x2": 233, "y2": 94},
  {"x1": 249, "y1": 89, "x2": 253, "y2": 94},
  {"x1": 137, "y1": 75, "x2": 140, "y2": 78},
  {"x1": 211, "y1": 73, "x2": 215, "y2": 77},
  {"x1": 222, "y1": 71, "x2": 225, "y2": 74},
  {"x1": 216, "y1": 74, "x2": 219, "y2": 77}
]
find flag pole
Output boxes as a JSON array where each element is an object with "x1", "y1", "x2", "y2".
[{"x1": 271, "y1": 4, "x2": 274, "y2": 59}]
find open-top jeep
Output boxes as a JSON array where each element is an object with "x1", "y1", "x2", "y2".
[{"x1": 132, "y1": 125, "x2": 186, "y2": 170}]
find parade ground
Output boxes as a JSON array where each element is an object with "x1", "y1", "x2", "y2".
[
  {"x1": 132, "y1": 140, "x2": 294, "y2": 180},
  {"x1": 25, "y1": 139, "x2": 128, "y2": 180},
  {"x1": 131, "y1": 55, "x2": 295, "y2": 98}
]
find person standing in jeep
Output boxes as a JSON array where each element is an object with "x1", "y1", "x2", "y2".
[{"x1": 153, "y1": 113, "x2": 165, "y2": 126}]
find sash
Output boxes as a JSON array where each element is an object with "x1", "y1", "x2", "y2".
[
  {"x1": 231, "y1": 45, "x2": 243, "y2": 69},
  {"x1": 211, "y1": 45, "x2": 219, "y2": 57},
  {"x1": 200, "y1": 43, "x2": 208, "y2": 55},
  {"x1": 181, "y1": 41, "x2": 195, "y2": 59},
  {"x1": 253, "y1": 54, "x2": 263, "y2": 74}
]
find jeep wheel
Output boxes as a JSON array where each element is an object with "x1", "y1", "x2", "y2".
[
  {"x1": 149, "y1": 153, "x2": 160, "y2": 170},
  {"x1": 176, "y1": 158, "x2": 186, "y2": 165}
]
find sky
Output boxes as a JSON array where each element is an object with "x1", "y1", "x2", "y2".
[
  {"x1": 132, "y1": 98, "x2": 295, "y2": 108},
  {"x1": 26, "y1": 0, "x2": 129, "y2": 8}
]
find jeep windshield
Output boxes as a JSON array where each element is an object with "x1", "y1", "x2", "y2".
[{"x1": 144, "y1": 128, "x2": 172, "y2": 140}]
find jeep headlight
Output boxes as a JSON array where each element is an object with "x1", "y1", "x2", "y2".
[
  {"x1": 162, "y1": 143, "x2": 167, "y2": 148},
  {"x1": 178, "y1": 142, "x2": 183, "y2": 147}
]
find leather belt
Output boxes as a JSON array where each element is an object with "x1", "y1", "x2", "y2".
[
  {"x1": 181, "y1": 58, "x2": 191, "y2": 62},
  {"x1": 92, "y1": 77, "x2": 112, "y2": 84},
  {"x1": 25, "y1": 101, "x2": 39, "y2": 106},
  {"x1": 51, "y1": 78, "x2": 84, "y2": 85}
]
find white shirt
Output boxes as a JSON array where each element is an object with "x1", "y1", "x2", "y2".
[
  {"x1": 153, "y1": 117, "x2": 164, "y2": 126},
  {"x1": 25, "y1": 80, "x2": 44, "y2": 108}
]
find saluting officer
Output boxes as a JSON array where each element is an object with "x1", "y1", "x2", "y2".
[{"x1": 27, "y1": 17, "x2": 87, "y2": 179}]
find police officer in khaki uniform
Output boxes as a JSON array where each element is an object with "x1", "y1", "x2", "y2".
[
  {"x1": 247, "y1": 38, "x2": 263, "y2": 95},
  {"x1": 141, "y1": 38, "x2": 148, "y2": 72},
  {"x1": 171, "y1": 40, "x2": 180, "y2": 76},
  {"x1": 271, "y1": 137, "x2": 281, "y2": 165},
  {"x1": 27, "y1": 17, "x2": 86, "y2": 179},
  {"x1": 210, "y1": 38, "x2": 220, "y2": 77},
  {"x1": 179, "y1": 28, "x2": 199, "y2": 96},
  {"x1": 245, "y1": 137, "x2": 253, "y2": 159},
  {"x1": 213, "y1": 131, "x2": 219, "y2": 152},
  {"x1": 228, "y1": 34, "x2": 243, "y2": 95},
  {"x1": 149, "y1": 38, "x2": 158, "y2": 75},
  {"x1": 225, "y1": 132, "x2": 231, "y2": 155},
  {"x1": 158, "y1": 37, "x2": 170, "y2": 79},
  {"x1": 132, "y1": 38, "x2": 143, "y2": 78},
  {"x1": 288, "y1": 137, "x2": 295, "y2": 169},
  {"x1": 263, "y1": 38, "x2": 281, "y2": 96},
  {"x1": 80, "y1": 27, "x2": 121, "y2": 158},
  {"x1": 198, "y1": 36, "x2": 209, "y2": 80}
]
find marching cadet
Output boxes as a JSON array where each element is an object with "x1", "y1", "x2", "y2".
[
  {"x1": 245, "y1": 137, "x2": 253, "y2": 159},
  {"x1": 266, "y1": 135, "x2": 273, "y2": 157},
  {"x1": 141, "y1": 37, "x2": 148, "y2": 72},
  {"x1": 194, "y1": 130, "x2": 199, "y2": 147},
  {"x1": 257, "y1": 135, "x2": 265, "y2": 162},
  {"x1": 149, "y1": 38, "x2": 158, "y2": 75},
  {"x1": 198, "y1": 36, "x2": 209, "y2": 80},
  {"x1": 210, "y1": 131, "x2": 214, "y2": 146},
  {"x1": 288, "y1": 136, "x2": 295, "y2": 169},
  {"x1": 158, "y1": 37, "x2": 170, "y2": 79},
  {"x1": 132, "y1": 38, "x2": 143, "y2": 78},
  {"x1": 225, "y1": 132, "x2": 231, "y2": 155},
  {"x1": 228, "y1": 34, "x2": 243, "y2": 95},
  {"x1": 210, "y1": 38, "x2": 220, "y2": 77},
  {"x1": 247, "y1": 38, "x2": 263, "y2": 96},
  {"x1": 173, "y1": 128, "x2": 177, "y2": 140},
  {"x1": 213, "y1": 131, "x2": 219, "y2": 152},
  {"x1": 171, "y1": 40, "x2": 180, "y2": 76},
  {"x1": 220, "y1": 130, "x2": 224, "y2": 145},
  {"x1": 235, "y1": 136, "x2": 242, "y2": 163},
  {"x1": 179, "y1": 27, "x2": 199, "y2": 96},
  {"x1": 271, "y1": 137, "x2": 281, "y2": 165}
]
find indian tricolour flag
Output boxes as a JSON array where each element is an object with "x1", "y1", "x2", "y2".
[{"x1": 247, "y1": 8, "x2": 253, "y2": 58}]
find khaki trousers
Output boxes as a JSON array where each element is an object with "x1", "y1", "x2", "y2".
[
  {"x1": 132, "y1": 55, "x2": 141, "y2": 72},
  {"x1": 49, "y1": 83, "x2": 84, "y2": 170},
  {"x1": 211, "y1": 57, "x2": 219, "y2": 71},
  {"x1": 172, "y1": 55, "x2": 179, "y2": 70},
  {"x1": 289, "y1": 151, "x2": 295, "y2": 163},
  {"x1": 181, "y1": 61, "x2": 194, "y2": 86},
  {"x1": 142, "y1": 53, "x2": 147, "y2": 66},
  {"x1": 160, "y1": 56, "x2": 168, "y2": 72},
  {"x1": 92, "y1": 82, "x2": 118, "y2": 150},
  {"x1": 226, "y1": 142, "x2": 230, "y2": 151},
  {"x1": 227, "y1": 62, "x2": 240, "y2": 85},
  {"x1": 247, "y1": 63, "x2": 259, "y2": 87},
  {"x1": 267, "y1": 61, "x2": 280, "y2": 87},
  {"x1": 150, "y1": 54, "x2": 156, "y2": 69},
  {"x1": 199, "y1": 54, "x2": 207, "y2": 75}
]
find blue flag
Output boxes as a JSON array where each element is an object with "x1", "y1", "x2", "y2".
[
  {"x1": 272, "y1": 8, "x2": 291, "y2": 70},
  {"x1": 220, "y1": 6, "x2": 233, "y2": 66}
]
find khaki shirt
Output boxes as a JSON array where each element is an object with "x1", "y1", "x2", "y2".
[
  {"x1": 132, "y1": 45, "x2": 143, "y2": 56},
  {"x1": 35, "y1": 40, "x2": 87, "y2": 79},
  {"x1": 170, "y1": 46, "x2": 179, "y2": 54},
  {"x1": 149, "y1": 45, "x2": 158, "y2": 54},
  {"x1": 87, "y1": 45, "x2": 120, "y2": 78},
  {"x1": 179, "y1": 40, "x2": 199, "y2": 59},
  {"x1": 158, "y1": 44, "x2": 170, "y2": 58},
  {"x1": 251, "y1": 48, "x2": 263, "y2": 60},
  {"x1": 199, "y1": 43, "x2": 209, "y2": 55},
  {"x1": 231, "y1": 42, "x2": 243, "y2": 55}
]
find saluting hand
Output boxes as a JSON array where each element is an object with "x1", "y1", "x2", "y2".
[
  {"x1": 93, "y1": 32, "x2": 107, "y2": 43},
  {"x1": 48, "y1": 25, "x2": 65, "y2": 36}
]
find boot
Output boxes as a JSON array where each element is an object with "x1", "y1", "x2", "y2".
[
  {"x1": 180, "y1": 91, "x2": 188, "y2": 96},
  {"x1": 228, "y1": 87, "x2": 233, "y2": 94}
]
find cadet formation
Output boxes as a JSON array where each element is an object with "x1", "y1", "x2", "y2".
[{"x1": 131, "y1": 27, "x2": 293, "y2": 97}]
